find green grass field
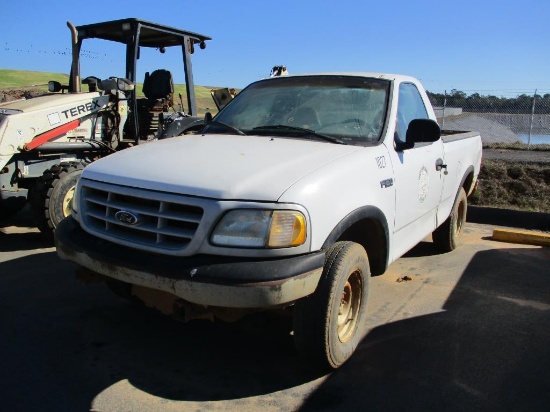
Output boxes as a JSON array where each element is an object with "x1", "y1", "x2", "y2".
[
  {"x1": 0, "y1": 69, "x2": 221, "y2": 115},
  {"x1": 0, "y1": 69, "x2": 69, "y2": 88}
]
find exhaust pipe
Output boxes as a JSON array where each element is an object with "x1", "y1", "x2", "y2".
[{"x1": 66, "y1": 21, "x2": 80, "y2": 92}]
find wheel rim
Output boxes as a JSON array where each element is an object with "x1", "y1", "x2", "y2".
[
  {"x1": 62, "y1": 186, "x2": 76, "y2": 217},
  {"x1": 337, "y1": 270, "x2": 362, "y2": 343}
]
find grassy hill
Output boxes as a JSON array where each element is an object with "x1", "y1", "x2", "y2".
[{"x1": 0, "y1": 69, "x2": 220, "y2": 114}]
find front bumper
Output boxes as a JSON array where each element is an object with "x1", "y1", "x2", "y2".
[{"x1": 55, "y1": 217, "x2": 325, "y2": 308}]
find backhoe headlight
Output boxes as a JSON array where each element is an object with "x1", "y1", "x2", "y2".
[{"x1": 211, "y1": 209, "x2": 307, "y2": 248}]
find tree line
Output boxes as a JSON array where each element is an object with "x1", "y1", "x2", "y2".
[{"x1": 427, "y1": 90, "x2": 550, "y2": 114}]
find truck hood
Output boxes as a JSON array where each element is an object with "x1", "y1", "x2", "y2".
[{"x1": 83, "y1": 134, "x2": 362, "y2": 201}]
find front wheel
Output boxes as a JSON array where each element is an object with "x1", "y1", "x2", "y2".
[
  {"x1": 432, "y1": 187, "x2": 467, "y2": 252},
  {"x1": 293, "y1": 241, "x2": 371, "y2": 369},
  {"x1": 32, "y1": 161, "x2": 86, "y2": 238}
]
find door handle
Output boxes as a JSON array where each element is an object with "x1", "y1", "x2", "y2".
[{"x1": 436, "y1": 158, "x2": 448, "y2": 175}]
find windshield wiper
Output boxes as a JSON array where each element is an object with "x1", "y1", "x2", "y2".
[
  {"x1": 252, "y1": 125, "x2": 347, "y2": 145},
  {"x1": 205, "y1": 120, "x2": 246, "y2": 136}
]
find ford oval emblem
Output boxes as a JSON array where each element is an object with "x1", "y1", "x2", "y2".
[{"x1": 115, "y1": 210, "x2": 140, "y2": 225}]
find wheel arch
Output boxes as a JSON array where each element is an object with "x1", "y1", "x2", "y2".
[
  {"x1": 461, "y1": 165, "x2": 476, "y2": 196},
  {"x1": 321, "y1": 206, "x2": 389, "y2": 276},
  {"x1": 449, "y1": 165, "x2": 475, "y2": 209}
]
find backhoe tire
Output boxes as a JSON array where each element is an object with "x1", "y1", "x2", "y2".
[
  {"x1": 432, "y1": 187, "x2": 467, "y2": 252},
  {"x1": 293, "y1": 241, "x2": 371, "y2": 370},
  {"x1": 32, "y1": 161, "x2": 86, "y2": 238}
]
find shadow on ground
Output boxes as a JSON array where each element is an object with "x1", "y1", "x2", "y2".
[
  {"x1": 299, "y1": 246, "x2": 550, "y2": 411},
  {"x1": 0, "y1": 206, "x2": 53, "y2": 251},
  {"x1": 1, "y1": 228, "x2": 549, "y2": 411},
  {"x1": 0, "y1": 250, "x2": 317, "y2": 411}
]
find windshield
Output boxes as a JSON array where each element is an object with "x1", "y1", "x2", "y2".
[{"x1": 210, "y1": 75, "x2": 390, "y2": 144}]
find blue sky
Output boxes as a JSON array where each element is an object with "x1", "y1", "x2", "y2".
[{"x1": 1, "y1": 0, "x2": 549, "y2": 97}]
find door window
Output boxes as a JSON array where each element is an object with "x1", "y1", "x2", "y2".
[{"x1": 395, "y1": 83, "x2": 429, "y2": 143}]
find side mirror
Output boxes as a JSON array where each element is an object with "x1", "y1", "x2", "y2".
[
  {"x1": 406, "y1": 119, "x2": 441, "y2": 144},
  {"x1": 204, "y1": 112, "x2": 213, "y2": 124}
]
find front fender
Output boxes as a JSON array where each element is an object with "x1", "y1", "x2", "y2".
[
  {"x1": 275, "y1": 144, "x2": 395, "y2": 276},
  {"x1": 322, "y1": 205, "x2": 390, "y2": 276}
]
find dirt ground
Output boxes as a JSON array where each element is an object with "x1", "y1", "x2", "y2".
[
  {"x1": 473, "y1": 149, "x2": 550, "y2": 213},
  {"x1": 1, "y1": 213, "x2": 549, "y2": 412},
  {"x1": 0, "y1": 87, "x2": 46, "y2": 102}
]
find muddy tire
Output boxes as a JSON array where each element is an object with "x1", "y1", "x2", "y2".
[
  {"x1": 32, "y1": 161, "x2": 86, "y2": 238},
  {"x1": 433, "y1": 187, "x2": 467, "y2": 252},
  {"x1": 293, "y1": 241, "x2": 371, "y2": 369}
]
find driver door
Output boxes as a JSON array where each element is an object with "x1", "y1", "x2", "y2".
[{"x1": 389, "y1": 83, "x2": 444, "y2": 257}]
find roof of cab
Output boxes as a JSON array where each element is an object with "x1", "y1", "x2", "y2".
[
  {"x1": 274, "y1": 72, "x2": 420, "y2": 84},
  {"x1": 75, "y1": 18, "x2": 211, "y2": 48}
]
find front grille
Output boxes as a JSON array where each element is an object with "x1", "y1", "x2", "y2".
[{"x1": 81, "y1": 183, "x2": 204, "y2": 252}]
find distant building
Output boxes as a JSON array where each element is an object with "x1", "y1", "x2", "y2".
[{"x1": 433, "y1": 106, "x2": 462, "y2": 118}]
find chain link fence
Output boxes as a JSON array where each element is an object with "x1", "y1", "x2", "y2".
[{"x1": 428, "y1": 91, "x2": 550, "y2": 148}]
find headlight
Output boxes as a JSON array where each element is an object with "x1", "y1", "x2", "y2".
[{"x1": 211, "y1": 209, "x2": 307, "y2": 248}]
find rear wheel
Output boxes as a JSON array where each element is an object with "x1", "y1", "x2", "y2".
[
  {"x1": 433, "y1": 187, "x2": 467, "y2": 252},
  {"x1": 293, "y1": 241, "x2": 370, "y2": 369},
  {"x1": 32, "y1": 161, "x2": 86, "y2": 237}
]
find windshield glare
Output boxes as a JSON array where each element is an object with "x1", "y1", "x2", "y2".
[{"x1": 212, "y1": 75, "x2": 390, "y2": 144}]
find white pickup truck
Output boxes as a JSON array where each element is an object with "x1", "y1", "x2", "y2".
[{"x1": 55, "y1": 72, "x2": 482, "y2": 369}]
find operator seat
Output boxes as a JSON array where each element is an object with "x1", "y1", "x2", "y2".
[
  {"x1": 142, "y1": 69, "x2": 174, "y2": 106},
  {"x1": 137, "y1": 69, "x2": 175, "y2": 139}
]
